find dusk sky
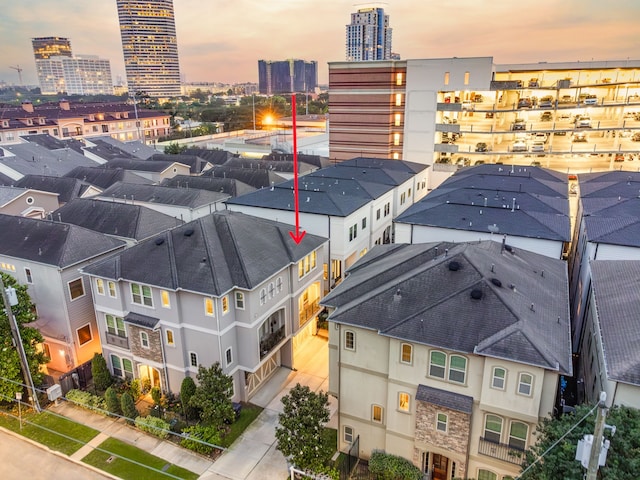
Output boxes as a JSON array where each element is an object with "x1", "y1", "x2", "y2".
[{"x1": 2, "y1": 0, "x2": 639, "y2": 87}]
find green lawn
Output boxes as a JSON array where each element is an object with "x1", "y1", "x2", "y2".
[
  {"x1": 0, "y1": 409, "x2": 99, "y2": 455},
  {"x1": 220, "y1": 403, "x2": 263, "y2": 447},
  {"x1": 82, "y1": 437, "x2": 198, "y2": 480}
]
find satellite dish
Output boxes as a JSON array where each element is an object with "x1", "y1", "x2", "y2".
[{"x1": 488, "y1": 224, "x2": 500, "y2": 233}]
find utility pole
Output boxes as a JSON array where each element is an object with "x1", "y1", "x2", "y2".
[
  {"x1": 586, "y1": 391, "x2": 608, "y2": 480},
  {"x1": 0, "y1": 276, "x2": 41, "y2": 412}
]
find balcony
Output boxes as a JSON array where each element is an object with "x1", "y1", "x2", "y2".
[
  {"x1": 105, "y1": 331, "x2": 129, "y2": 349},
  {"x1": 259, "y1": 325, "x2": 285, "y2": 360},
  {"x1": 478, "y1": 437, "x2": 525, "y2": 466},
  {"x1": 299, "y1": 299, "x2": 320, "y2": 327}
]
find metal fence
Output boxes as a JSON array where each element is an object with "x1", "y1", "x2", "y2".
[{"x1": 58, "y1": 359, "x2": 93, "y2": 395}]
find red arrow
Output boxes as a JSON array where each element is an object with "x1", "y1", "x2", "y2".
[{"x1": 289, "y1": 92, "x2": 306, "y2": 244}]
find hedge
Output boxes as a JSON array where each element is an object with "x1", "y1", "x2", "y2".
[
  {"x1": 368, "y1": 450, "x2": 422, "y2": 480},
  {"x1": 66, "y1": 389, "x2": 107, "y2": 414},
  {"x1": 134, "y1": 415, "x2": 170, "y2": 439}
]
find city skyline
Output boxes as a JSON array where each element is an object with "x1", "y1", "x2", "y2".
[{"x1": 1, "y1": 0, "x2": 639, "y2": 87}]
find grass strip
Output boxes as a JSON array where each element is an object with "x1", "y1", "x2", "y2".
[{"x1": 220, "y1": 403, "x2": 263, "y2": 448}]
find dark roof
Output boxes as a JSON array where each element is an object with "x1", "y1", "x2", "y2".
[
  {"x1": 202, "y1": 166, "x2": 286, "y2": 189},
  {"x1": 0, "y1": 213, "x2": 125, "y2": 268},
  {"x1": 0, "y1": 142, "x2": 100, "y2": 177},
  {"x1": 262, "y1": 153, "x2": 331, "y2": 169},
  {"x1": 14, "y1": 175, "x2": 89, "y2": 203},
  {"x1": 82, "y1": 210, "x2": 327, "y2": 296},
  {"x1": 98, "y1": 182, "x2": 229, "y2": 207},
  {"x1": 124, "y1": 312, "x2": 160, "y2": 330},
  {"x1": 105, "y1": 158, "x2": 187, "y2": 173},
  {"x1": 222, "y1": 157, "x2": 317, "y2": 174},
  {"x1": 340, "y1": 156, "x2": 428, "y2": 175},
  {"x1": 64, "y1": 166, "x2": 153, "y2": 189},
  {"x1": 0, "y1": 186, "x2": 35, "y2": 205},
  {"x1": 20, "y1": 134, "x2": 85, "y2": 153},
  {"x1": 183, "y1": 148, "x2": 236, "y2": 165},
  {"x1": 160, "y1": 175, "x2": 256, "y2": 197},
  {"x1": 416, "y1": 384, "x2": 473, "y2": 414},
  {"x1": 578, "y1": 172, "x2": 640, "y2": 200},
  {"x1": 0, "y1": 171, "x2": 15, "y2": 185},
  {"x1": 53, "y1": 198, "x2": 182, "y2": 241},
  {"x1": 581, "y1": 199, "x2": 640, "y2": 248},
  {"x1": 83, "y1": 143, "x2": 136, "y2": 161},
  {"x1": 150, "y1": 153, "x2": 210, "y2": 174},
  {"x1": 322, "y1": 241, "x2": 572, "y2": 374},
  {"x1": 395, "y1": 165, "x2": 570, "y2": 242},
  {"x1": 590, "y1": 260, "x2": 640, "y2": 385},
  {"x1": 90, "y1": 137, "x2": 157, "y2": 160}
]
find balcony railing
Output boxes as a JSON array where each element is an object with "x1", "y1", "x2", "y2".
[
  {"x1": 259, "y1": 325, "x2": 285, "y2": 360},
  {"x1": 478, "y1": 437, "x2": 525, "y2": 465},
  {"x1": 105, "y1": 331, "x2": 129, "y2": 349},
  {"x1": 299, "y1": 299, "x2": 320, "y2": 326}
]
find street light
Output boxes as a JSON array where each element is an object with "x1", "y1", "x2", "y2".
[{"x1": 16, "y1": 392, "x2": 22, "y2": 430}]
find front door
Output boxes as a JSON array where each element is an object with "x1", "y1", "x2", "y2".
[{"x1": 432, "y1": 453, "x2": 449, "y2": 480}]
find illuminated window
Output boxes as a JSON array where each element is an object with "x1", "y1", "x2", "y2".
[
  {"x1": 395, "y1": 72, "x2": 403, "y2": 86},
  {"x1": 444, "y1": 72, "x2": 450, "y2": 85},
  {"x1": 477, "y1": 470, "x2": 497, "y2": 480},
  {"x1": 398, "y1": 392, "x2": 410, "y2": 412},
  {"x1": 108, "y1": 281, "x2": 117, "y2": 298},
  {"x1": 393, "y1": 152, "x2": 399, "y2": 160},
  {"x1": 437, "y1": 413, "x2": 448, "y2": 432},
  {"x1": 395, "y1": 93, "x2": 402, "y2": 106},
  {"x1": 161, "y1": 290, "x2": 170, "y2": 308},
  {"x1": 76, "y1": 324, "x2": 92, "y2": 345},
  {"x1": 394, "y1": 113, "x2": 401, "y2": 126},
  {"x1": 464, "y1": 71, "x2": 470, "y2": 85},
  {"x1": 204, "y1": 298, "x2": 214, "y2": 316},
  {"x1": 165, "y1": 329, "x2": 174, "y2": 346},
  {"x1": 222, "y1": 295, "x2": 229, "y2": 313},
  {"x1": 401, "y1": 343, "x2": 413, "y2": 364},
  {"x1": 394, "y1": 133, "x2": 400, "y2": 146},
  {"x1": 68, "y1": 278, "x2": 85, "y2": 300},
  {"x1": 372, "y1": 405, "x2": 383, "y2": 423},
  {"x1": 95, "y1": 278, "x2": 105, "y2": 295}
]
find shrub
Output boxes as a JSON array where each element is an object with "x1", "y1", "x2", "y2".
[
  {"x1": 104, "y1": 387, "x2": 121, "y2": 416},
  {"x1": 120, "y1": 392, "x2": 138, "y2": 424},
  {"x1": 91, "y1": 353, "x2": 113, "y2": 392},
  {"x1": 368, "y1": 450, "x2": 422, "y2": 480},
  {"x1": 129, "y1": 379, "x2": 141, "y2": 399},
  {"x1": 66, "y1": 388, "x2": 107, "y2": 414},
  {"x1": 180, "y1": 376, "x2": 197, "y2": 420},
  {"x1": 135, "y1": 415, "x2": 170, "y2": 439},
  {"x1": 180, "y1": 424, "x2": 222, "y2": 455},
  {"x1": 151, "y1": 386, "x2": 162, "y2": 405}
]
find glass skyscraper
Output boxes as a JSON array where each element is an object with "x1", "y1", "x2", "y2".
[
  {"x1": 258, "y1": 60, "x2": 318, "y2": 95},
  {"x1": 345, "y1": 7, "x2": 393, "y2": 61},
  {"x1": 116, "y1": 0, "x2": 182, "y2": 98}
]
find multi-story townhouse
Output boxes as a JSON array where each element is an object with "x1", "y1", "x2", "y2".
[
  {"x1": 226, "y1": 157, "x2": 428, "y2": 287},
  {"x1": 395, "y1": 164, "x2": 571, "y2": 259},
  {"x1": 322, "y1": 240, "x2": 571, "y2": 480},
  {"x1": 81, "y1": 211, "x2": 328, "y2": 401},
  {"x1": 578, "y1": 260, "x2": 640, "y2": 408},
  {"x1": 0, "y1": 185, "x2": 60, "y2": 218},
  {"x1": 0, "y1": 214, "x2": 126, "y2": 374}
]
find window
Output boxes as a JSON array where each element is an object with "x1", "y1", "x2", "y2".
[
  {"x1": 362, "y1": 217, "x2": 367, "y2": 229},
  {"x1": 235, "y1": 292, "x2": 245, "y2": 309},
  {"x1": 131, "y1": 283, "x2": 152, "y2": 307},
  {"x1": 449, "y1": 355, "x2": 467, "y2": 383},
  {"x1": 276, "y1": 277, "x2": 283, "y2": 293},
  {"x1": 372, "y1": 405, "x2": 383, "y2": 423},
  {"x1": 226, "y1": 347, "x2": 233, "y2": 366},
  {"x1": 95, "y1": 278, "x2": 105, "y2": 295},
  {"x1": 77, "y1": 324, "x2": 92, "y2": 345},
  {"x1": 161, "y1": 290, "x2": 170, "y2": 308},
  {"x1": 518, "y1": 373, "x2": 533, "y2": 396},
  {"x1": 376, "y1": 209, "x2": 381, "y2": 220},
  {"x1": 395, "y1": 72, "x2": 403, "y2": 86},
  {"x1": 268, "y1": 282, "x2": 275, "y2": 298},
  {"x1": 311, "y1": 251, "x2": 316, "y2": 269},
  {"x1": 484, "y1": 414, "x2": 503, "y2": 443},
  {"x1": 25, "y1": 268, "x2": 33, "y2": 284},
  {"x1": 189, "y1": 352, "x2": 198, "y2": 367},
  {"x1": 344, "y1": 330, "x2": 355, "y2": 351},
  {"x1": 444, "y1": 72, "x2": 450, "y2": 85},
  {"x1": 429, "y1": 351, "x2": 446, "y2": 378},
  {"x1": 395, "y1": 93, "x2": 402, "y2": 106},
  {"x1": 400, "y1": 192, "x2": 406, "y2": 205},
  {"x1": 384, "y1": 203, "x2": 390, "y2": 216},
  {"x1": 122, "y1": 358, "x2": 133, "y2": 379},
  {"x1": 477, "y1": 470, "x2": 497, "y2": 480},
  {"x1": 260, "y1": 288, "x2": 267, "y2": 305},
  {"x1": 492, "y1": 367, "x2": 506, "y2": 390},
  {"x1": 344, "y1": 426, "x2": 354, "y2": 443},
  {"x1": 204, "y1": 298, "x2": 214, "y2": 316},
  {"x1": 400, "y1": 343, "x2": 412, "y2": 364},
  {"x1": 437, "y1": 413, "x2": 448, "y2": 432},
  {"x1": 408, "y1": 188, "x2": 411, "y2": 198},
  {"x1": 349, "y1": 224, "x2": 357, "y2": 241},
  {"x1": 222, "y1": 295, "x2": 229, "y2": 313},
  {"x1": 464, "y1": 71, "x2": 470, "y2": 85},
  {"x1": 393, "y1": 133, "x2": 400, "y2": 146},
  {"x1": 398, "y1": 392, "x2": 410, "y2": 412},
  {"x1": 108, "y1": 281, "x2": 117, "y2": 298},
  {"x1": 509, "y1": 422, "x2": 528, "y2": 451},
  {"x1": 111, "y1": 354, "x2": 122, "y2": 377},
  {"x1": 394, "y1": 113, "x2": 401, "y2": 126},
  {"x1": 165, "y1": 329, "x2": 174, "y2": 346},
  {"x1": 106, "y1": 315, "x2": 126, "y2": 337},
  {"x1": 68, "y1": 278, "x2": 85, "y2": 300},
  {"x1": 140, "y1": 331, "x2": 149, "y2": 348}
]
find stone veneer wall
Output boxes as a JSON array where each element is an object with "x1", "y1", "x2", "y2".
[
  {"x1": 413, "y1": 399, "x2": 471, "y2": 478},
  {"x1": 128, "y1": 325, "x2": 163, "y2": 363}
]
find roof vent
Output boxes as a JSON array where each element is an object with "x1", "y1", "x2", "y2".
[
  {"x1": 470, "y1": 289, "x2": 483, "y2": 300},
  {"x1": 490, "y1": 278, "x2": 502, "y2": 287},
  {"x1": 184, "y1": 228, "x2": 194, "y2": 237},
  {"x1": 504, "y1": 244, "x2": 513, "y2": 253},
  {"x1": 155, "y1": 238, "x2": 165, "y2": 246},
  {"x1": 448, "y1": 261, "x2": 460, "y2": 271}
]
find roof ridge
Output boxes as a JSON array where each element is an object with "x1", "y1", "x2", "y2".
[
  {"x1": 199, "y1": 218, "x2": 221, "y2": 295},
  {"x1": 217, "y1": 213, "x2": 251, "y2": 289},
  {"x1": 165, "y1": 228, "x2": 179, "y2": 290}
]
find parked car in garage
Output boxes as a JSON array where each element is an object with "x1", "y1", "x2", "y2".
[
  {"x1": 512, "y1": 140, "x2": 528, "y2": 152},
  {"x1": 573, "y1": 132, "x2": 588, "y2": 142},
  {"x1": 475, "y1": 142, "x2": 489, "y2": 152},
  {"x1": 512, "y1": 118, "x2": 526, "y2": 130}
]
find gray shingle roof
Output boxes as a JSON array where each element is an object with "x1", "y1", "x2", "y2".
[
  {"x1": 105, "y1": 158, "x2": 187, "y2": 173},
  {"x1": 14, "y1": 175, "x2": 89, "y2": 203},
  {"x1": 0, "y1": 186, "x2": 32, "y2": 205},
  {"x1": 202, "y1": 166, "x2": 286, "y2": 189},
  {"x1": 21, "y1": 134, "x2": 85, "y2": 153},
  {"x1": 91, "y1": 137, "x2": 157, "y2": 160},
  {"x1": 53, "y1": 198, "x2": 182, "y2": 241},
  {"x1": 322, "y1": 240, "x2": 572, "y2": 374},
  {"x1": 64, "y1": 166, "x2": 152, "y2": 189},
  {"x1": 97, "y1": 182, "x2": 229, "y2": 208},
  {"x1": 590, "y1": 260, "x2": 640, "y2": 385},
  {"x1": 161, "y1": 175, "x2": 256, "y2": 197},
  {"x1": 150, "y1": 154, "x2": 210, "y2": 174},
  {"x1": 82, "y1": 211, "x2": 327, "y2": 295},
  {"x1": 0, "y1": 214, "x2": 125, "y2": 267},
  {"x1": 1, "y1": 142, "x2": 100, "y2": 177},
  {"x1": 416, "y1": 384, "x2": 473, "y2": 414},
  {"x1": 183, "y1": 148, "x2": 236, "y2": 165},
  {"x1": 124, "y1": 312, "x2": 160, "y2": 329}
]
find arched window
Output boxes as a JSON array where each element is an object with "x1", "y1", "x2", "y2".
[
  {"x1": 448, "y1": 355, "x2": 467, "y2": 383},
  {"x1": 509, "y1": 421, "x2": 528, "y2": 451},
  {"x1": 492, "y1": 367, "x2": 506, "y2": 390},
  {"x1": 518, "y1": 372, "x2": 533, "y2": 396},
  {"x1": 477, "y1": 470, "x2": 497, "y2": 480},
  {"x1": 484, "y1": 414, "x2": 503, "y2": 443},
  {"x1": 400, "y1": 343, "x2": 413, "y2": 364},
  {"x1": 429, "y1": 351, "x2": 446, "y2": 378},
  {"x1": 260, "y1": 288, "x2": 267, "y2": 305}
]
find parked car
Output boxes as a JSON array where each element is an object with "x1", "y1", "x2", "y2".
[
  {"x1": 531, "y1": 141, "x2": 546, "y2": 153},
  {"x1": 533, "y1": 132, "x2": 548, "y2": 142},
  {"x1": 559, "y1": 95, "x2": 574, "y2": 104},
  {"x1": 474, "y1": 160, "x2": 485, "y2": 165},
  {"x1": 614, "y1": 153, "x2": 625, "y2": 162},
  {"x1": 462, "y1": 100, "x2": 475, "y2": 111},
  {"x1": 573, "y1": 132, "x2": 588, "y2": 142},
  {"x1": 517, "y1": 97, "x2": 533, "y2": 109},
  {"x1": 528, "y1": 78, "x2": 539, "y2": 88},
  {"x1": 473, "y1": 94, "x2": 484, "y2": 103},
  {"x1": 554, "y1": 130, "x2": 567, "y2": 136},
  {"x1": 575, "y1": 115, "x2": 592, "y2": 128},
  {"x1": 627, "y1": 94, "x2": 640, "y2": 103},
  {"x1": 485, "y1": 112, "x2": 495, "y2": 119},
  {"x1": 475, "y1": 142, "x2": 489, "y2": 152},
  {"x1": 632, "y1": 132, "x2": 640, "y2": 141},
  {"x1": 540, "y1": 111, "x2": 553, "y2": 122},
  {"x1": 539, "y1": 96, "x2": 554, "y2": 108},
  {"x1": 512, "y1": 118, "x2": 526, "y2": 130},
  {"x1": 583, "y1": 94, "x2": 598, "y2": 105},
  {"x1": 512, "y1": 140, "x2": 528, "y2": 152}
]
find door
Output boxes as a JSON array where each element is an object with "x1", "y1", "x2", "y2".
[{"x1": 432, "y1": 453, "x2": 449, "y2": 480}]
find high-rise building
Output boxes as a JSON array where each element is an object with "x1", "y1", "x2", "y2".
[
  {"x1": 116, "y1": 0, "x2": 182, "y2": 99},
  {"x1": 346, "y1": 7, "x2": 393, "y2": 61},
  {"x1": 32, "y1": 37, "x2": 113, "y2": 95},
  {"x1": 258, "y1": 60, "x2": 317, "y2": 95}
]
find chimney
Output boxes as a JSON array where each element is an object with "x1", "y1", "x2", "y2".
[
  {"x1": 21, "y1": 101, "x2": 34, "y2": 113},
  {"x1": 59, "y1": 100, "x2": 70, "y2": 111}
]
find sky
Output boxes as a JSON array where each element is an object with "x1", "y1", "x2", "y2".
[{"x1": 1, "y1": 0, "x2": 639, "y2": 87}]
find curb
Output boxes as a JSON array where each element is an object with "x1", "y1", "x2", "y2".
[{"x1": 0, "y1": 425, "x2": 120, "y2": 480}]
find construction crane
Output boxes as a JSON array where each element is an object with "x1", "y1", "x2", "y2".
[{"x1": 9, "y1": 65, "x2": 23, "y2": 86}]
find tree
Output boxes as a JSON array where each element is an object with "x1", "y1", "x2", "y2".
[
  {"x1": 275, "y1": 383, "x2": 332, "y2": 472},
  {"x1": 180, "y1": 376, "x2": 197, "y2": 421},
  {"x1": 91, "y1": 353, "x2": 112, "y2": 392},
  {"x1": 120, "y1": 391, "x2": 138, "y2": 424},
  {"x1": 104, "y1": 386, "x2": 120, "y2": 416},
  {"x1": 189, "y1": 362, "x2": 234, "y2": 430},
  {"x1": 520, "y1": 404, "x2": 640, "y2": 480},
  {"x1": 164, "y1": 142, "x2": 187, "y2": 154},
  {"x1": 0, "y1": 273, "x2": 47, "y2": 400}
]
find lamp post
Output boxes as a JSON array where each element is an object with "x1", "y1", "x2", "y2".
[{"x1": 16, "y1": 392, "x2": 22, "y2": 430}]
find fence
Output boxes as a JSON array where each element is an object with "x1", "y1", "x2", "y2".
[{"x1": 58, "y1": 359, "x2": 93, "y2": 395}]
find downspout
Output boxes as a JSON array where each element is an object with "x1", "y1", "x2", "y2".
[
  {"x1": 327, "y1": 215, "x2": 332, "y2": 289},
  {"x1": 159, "y1": 326, "x2": 170, "y2": 393}
]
